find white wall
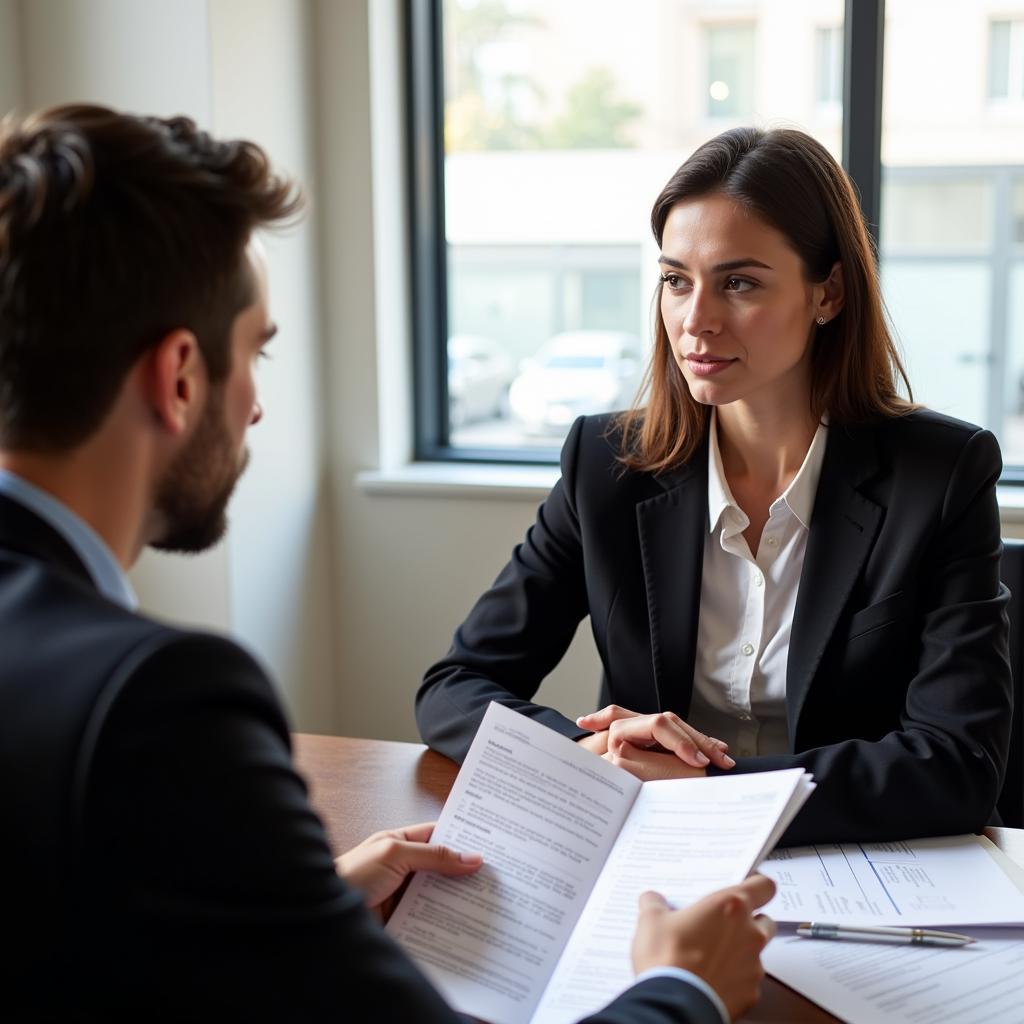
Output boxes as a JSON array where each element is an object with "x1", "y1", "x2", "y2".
[{"x1": 2, "y1": 0, "x2": 337, "y2": 731}]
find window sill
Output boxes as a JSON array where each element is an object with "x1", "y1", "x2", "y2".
[
  {"x1": 355, "y1": 463, "x2": 558, "y2": 501},
  {"x1": 998, "y1": 487, "x2": 1024, "y2": 524},
  {"x1": 356, "y1": 469, "x2": 1024, "y2": 520}
]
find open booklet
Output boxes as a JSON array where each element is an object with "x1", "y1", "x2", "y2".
[{"x1": 386, "y1": 701, "x2": 815, "y2": 1024}]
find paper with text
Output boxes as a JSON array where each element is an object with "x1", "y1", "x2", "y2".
[
  {"x1": 532, "y1": 770, "x2": 815, "y2": 1023},
  {"x1": 764, "y1": 925, "x2": 1024, "y2": 1023},
  {"x1": 386, "y1": 705, "x2": 641, "y2": 1024},
  {"x1": 759, "y1": 835, "x2": 1024, "y2": 927},
  {"x1": 387, "y1": 703, "x2": 813, "y2": 1024}
]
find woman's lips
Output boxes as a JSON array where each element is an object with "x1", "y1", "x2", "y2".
[{"x1": 685, "y1": 355, "x2": 737, "y2": 377}]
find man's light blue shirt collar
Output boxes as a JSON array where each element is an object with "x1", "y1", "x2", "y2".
[{"x1": 0, "y1": 468, "x2": 137, "y2": 609}]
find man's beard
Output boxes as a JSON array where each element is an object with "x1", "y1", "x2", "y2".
[{"x1": 151, "y1": 388, "x2": 248, "y2": 554}]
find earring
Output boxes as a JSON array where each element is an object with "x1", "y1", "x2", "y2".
[{"x1": 816, "y1": 316, "x2": 826, "y2": 325}]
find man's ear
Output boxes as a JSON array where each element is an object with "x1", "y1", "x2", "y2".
[{"x1": 141, "y1": 329, "x2": 205, "y2": 436}]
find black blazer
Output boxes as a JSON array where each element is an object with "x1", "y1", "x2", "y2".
[
  {"x1": 417, "y1": 411, "x2": 1012, "y2": 845},
  {"x1": 0, "y1": 493, "x2": 720, "y2": 1024}
]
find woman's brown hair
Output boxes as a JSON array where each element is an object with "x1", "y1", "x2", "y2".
[{"x1": 617, "y1": 126, "x2": 913, "y2": 473}]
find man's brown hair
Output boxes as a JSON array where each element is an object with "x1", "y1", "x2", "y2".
[{"x1": 0, "y1": 104, "x2": 302, "y2": 451}]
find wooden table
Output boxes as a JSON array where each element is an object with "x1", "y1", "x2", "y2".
[{"x1": 293, "y1": 733, "x2": 1023, "y2": 1024}]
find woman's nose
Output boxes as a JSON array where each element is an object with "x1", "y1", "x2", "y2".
[{"x1": 683, "y1": 286, "x2": 721, "y2": 337}]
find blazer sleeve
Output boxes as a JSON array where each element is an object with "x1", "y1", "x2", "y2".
[
  {"x1": 74, "y1": 633, "x2": 463, "y2": 1020},
  {"x1": 75, "y1": 632, "x2": 716, "y2": 1024},
  {"x1": 713, "y1": 426, "x2": 1012, "y2": 845},
  {"x1": 417, "y1": 416, "x2": 594, "y2": 762}
]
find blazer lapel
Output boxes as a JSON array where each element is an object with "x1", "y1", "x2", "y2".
[
  {"x1": 786, "y1": 424, "x2": 884, "y2": 743},
  {"x1": 636, "y1": 442, "x2": 708, "y2": 718}
]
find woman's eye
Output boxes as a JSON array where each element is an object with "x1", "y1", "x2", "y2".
[
  {"x1": 659, "y1": 272, "x2": 686, "y2": 290},
  {"x1": 724, "y1": 276, "x2": 755, "y2": 293}
]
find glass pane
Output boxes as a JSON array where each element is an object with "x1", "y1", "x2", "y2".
[
  {"x1": 706, "y1": 23, "x2": 756, "y2": 118},
  {"x1": 880, "y1": 178, "x2": 993, "y2": 252},
  {"x1": 881, "y1": 262, "x2": 991, "y2": 426},
  {"x1": 881, "y1": 0, "x2": 1024, "y2": 460},
  {"x1": 1005, "y1": 264, "x2": 1024, "y2": 463},
  {"x1": 442, "y1": 0, "x2": 844, "y2": 453},
  {"x1": 1015, "y1": 178, "x2": 1024, "y2": 244},
  {"x1": 990, "y1": 20, "x2": 1011, "y2": 99},
  {"x1": 815, "y1": 25, "x2": 842, "y2": 106}
]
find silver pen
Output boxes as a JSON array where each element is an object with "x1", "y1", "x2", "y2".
[{"x1": 796, "y1": 922, "x2": 976, "y2": 947}]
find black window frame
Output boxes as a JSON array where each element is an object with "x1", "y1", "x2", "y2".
[{"x1": 406, "y1": 0, "x2": 890, "y2": 466}]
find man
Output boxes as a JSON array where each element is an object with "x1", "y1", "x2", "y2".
[{"x1": 0, "y1": 105, "x2": 774, "y2": 1021}]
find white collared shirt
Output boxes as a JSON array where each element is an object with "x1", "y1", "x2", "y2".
[{"x1": 688, "y1": 411, "x2": 828, "y2": 758}]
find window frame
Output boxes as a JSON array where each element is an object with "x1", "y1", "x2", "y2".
[{"x1": 405, "y1": 0, "x2": 889, "y2": 466}]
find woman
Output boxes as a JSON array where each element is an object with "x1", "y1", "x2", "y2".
[{"x1": 416, "y1": 127, "x2": 1011, "y2": 845}]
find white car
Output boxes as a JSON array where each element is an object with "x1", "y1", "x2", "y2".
[
  {"x1": 508, "y1": 331, "x2": 644, "y2": 435},
  {"x1": 447, "y1": 334, "x2": 514, "y2": 428}
]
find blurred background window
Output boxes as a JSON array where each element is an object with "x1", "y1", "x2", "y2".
[
  {"x1": 422, "y1": 0, "x2": 844, "y2": 459},
  {"x1": 880, "y1": 0, "x2": 1024, "y2": 469},
  {"x1": 413, "y1": 0, "x2": 1024, "y2": 476},
  {"x1": 816, "y1": 24, "x2": 843, "y2": 108},
  {"x1": 705, "y1": 23, "x2": 756, "y2": 118},
  {"x1": 989, "y1": 18, "x2": 1024, "y2": 101}
]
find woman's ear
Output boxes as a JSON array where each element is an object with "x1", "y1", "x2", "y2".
[
  {"x1": 816, "y1": 261, "x2": 845, "y2": 323},
  {"x1": 141, "y1": 329, "x2": 204, "y2": 435}
]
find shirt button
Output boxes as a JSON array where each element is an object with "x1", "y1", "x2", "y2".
[
  {"x1": 766, "y1": 536, "x2": 778, "y2": 547},
  {"x1": 753, "y1": 572, "x2": 764, "y2": 587},
  {"x1": 741, "y1": 642, "x2": 754, "y2": 656}
]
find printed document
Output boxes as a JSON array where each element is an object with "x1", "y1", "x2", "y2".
[
  {"x1": 386, "y1": 701, "x2": 814, "y2": 1024},
  {"x1": 758, "y1": 835, "x2": 1024, "y2": 926},
  {"x1": 763, "y1": 926, "x2": 1024, "y2": 1023}
]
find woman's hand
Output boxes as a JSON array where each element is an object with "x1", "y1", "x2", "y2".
[
  {"x1": 335, "y1": 822, "x2": 483, "y2": 922},
  {"x1": 577, "y1": 705, "x2": 735, "y2": 771}
]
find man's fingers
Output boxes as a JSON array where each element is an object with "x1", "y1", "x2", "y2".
[
  {"x1": 754, "y1": 913, "x2": 777, "y2": 943},
  {"x1": 393, "y1": 842, "x2": 483, "y2": 875},
  {"x1": 393, "y1": 822, "x2": 438, "y2": 844},
  {"x1": 637, "y1": 890, "x2": 670, "y2": 916},
  {"x1": 736, "y1": 873, "x2": 777, "y2": 910}
]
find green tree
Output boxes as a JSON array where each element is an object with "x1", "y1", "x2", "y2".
[{"x1": 542, "y1": 68, "x2": 642, "y2": 150}]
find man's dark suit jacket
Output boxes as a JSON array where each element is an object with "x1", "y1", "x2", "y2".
[
  {"x1": 417, "y1": 410, "x2": 1013, "y2": 846},
  {"x1": 0, "y1": 493, "x2": 721, "y2": 1023}
]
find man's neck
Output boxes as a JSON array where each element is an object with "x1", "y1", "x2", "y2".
[{"x1": 0, "y1": 447, "x2": 149, "y2": 570}]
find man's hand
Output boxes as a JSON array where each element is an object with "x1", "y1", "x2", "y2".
[
  {"x1": 577, "y1": 706, "x2": 735, "y2": 770},
  {"x1": 632, "y1": 875, "x2": 777, "y2": 1021},
  {"x1": 335, "y1": 822, "x2": 482, "y2": 922}
]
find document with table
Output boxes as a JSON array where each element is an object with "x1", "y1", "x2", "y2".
[
  {"x1": 758, "y1": 836, "x2": 1024, "y2": 1022},
  {"x1": 385, "y1": 701, "x2": 814, "y2": 1024}
]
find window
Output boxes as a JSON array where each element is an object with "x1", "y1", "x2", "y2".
[
  {"x1": 705, "y1": 23, "x2": 756, "y2": 118},
  {"x1": 881, "y1": 0, "x2": 1024, "y2": 467},
  {"x1": 989, "y1": 18, "x2": 1024, "y2": 101},
  {"x1": 412, "y1": 0, "x2": 844, "y2": 462},
  {"x1": 815, "y1": 25, "x2": 843, "y2": 107}
]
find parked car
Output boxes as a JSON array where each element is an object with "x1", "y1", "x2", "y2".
[
  {"x1": 508, "y1": 330, "x2": 644, "y2": 435},
  {"x1": 447, "y1": 334, "x2": 514, "y2": 428}
]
